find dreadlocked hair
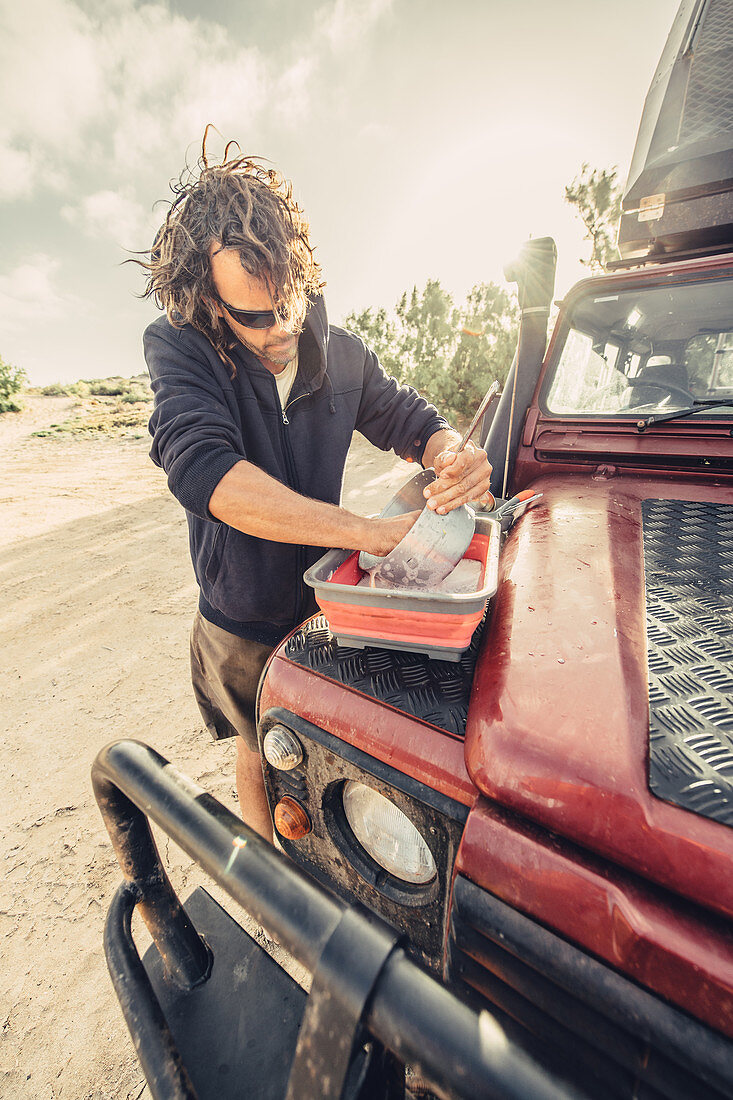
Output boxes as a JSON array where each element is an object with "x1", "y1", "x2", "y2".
[{"x1": 135, "y1": 132, "x2": 324, "y2": 373}]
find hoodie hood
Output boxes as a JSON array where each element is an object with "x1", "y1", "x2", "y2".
[{"x1": 302, "y1": 293, "x2": 330, "y2": 388}]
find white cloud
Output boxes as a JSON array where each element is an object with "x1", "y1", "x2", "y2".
[
  {"x1": 0, "y1": 0, "x2": 103, "y2": 186},
  {"x1": 97, "y1": 3, "x2": 268, "y2": 172},
  {"x1": 318, "y1": 0, "x2": 394, "y2": 50},
  {"x1": 61, "y1": 189, "x2": 154, "y2": 248},
  {"x1": 0, "y1": 0, "x2": 267, "y2": 196},
  {"x1": 0, "y1": 142, "x2": 35, "y2": 201},
  {"x1": 0, "y1": 255, "x2": 70, "y2": 329},
  {"x1": 359, "y1": 121, "x2": 393, "y2": 143},
  {"x1": 272, "y1": 58, "x2": 318, "y2": 125},
  {"x1": 0, "y1": 0, "x2": 396, "y2": 207}
]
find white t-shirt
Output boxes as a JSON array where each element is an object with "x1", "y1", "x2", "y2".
[{"x1": 274, "y1": 353, "x2": 298, "y2": 408}]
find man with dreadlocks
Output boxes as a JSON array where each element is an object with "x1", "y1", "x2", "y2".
[{"x1": 142, "y1": 143, "x2": 493, "y2": 839}]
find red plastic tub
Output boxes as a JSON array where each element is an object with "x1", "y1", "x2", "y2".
[{"x1": 304, "y1": 518, "x2": 501, "y2": 660}]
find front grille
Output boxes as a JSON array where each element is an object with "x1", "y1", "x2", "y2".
[{"x1": 447, "y1": 876, "x2": 733, "y2": 1100}]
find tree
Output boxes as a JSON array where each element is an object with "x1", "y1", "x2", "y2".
[
  {"x1": 445, "y1": 283, "x2": 518, "y2": 423},
  {"x1": 565, "y1": 164, "x2": 622, "y2": 272},
  {"x1": 393, "y1": 279, "x2": 456, "y2": 396},
  {"x1": 343, "y1": 279, "x2": 519, "y2": 423},
  {"x1": 345, "y1": 281, "x2": 456, "y2": 399},
  {"x1": 342, "y1": 305, "x2": 401, "y2": 379}
]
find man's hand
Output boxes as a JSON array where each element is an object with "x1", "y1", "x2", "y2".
[
  {"x1": 421, "y1": 431, "x2": 494, "y2": 514},
  {"x1": 362, "y1": 510, "x2": 421, "y2": 557}
]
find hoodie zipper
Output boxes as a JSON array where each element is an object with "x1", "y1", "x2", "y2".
[
  {"x1": 281, "y1": 389, "x2": 309, "y2": 426},
  {"x1": 276, "y1": 380, "x2": 308, "y2": 625}
]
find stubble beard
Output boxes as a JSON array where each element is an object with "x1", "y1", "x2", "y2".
[{"x1": 236, "y1": 330, "x2": 299, "y2": 369}]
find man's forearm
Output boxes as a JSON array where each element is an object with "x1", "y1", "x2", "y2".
[{"x1": 208, "y1": 460, "x2": 415, "y2": 556}]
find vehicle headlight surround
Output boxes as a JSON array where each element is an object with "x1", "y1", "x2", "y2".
[{"x1": 342, "y1": 780, "x2": 437, "y2": 885}]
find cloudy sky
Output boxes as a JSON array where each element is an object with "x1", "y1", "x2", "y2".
[{"x1": 1, "y1": 0, "x2": 678, "y2": 385}]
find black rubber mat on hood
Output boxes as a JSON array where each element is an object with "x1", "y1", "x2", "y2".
[
  {"x1": 644, "y1": 499, "x2": 733, "y2": 826},
  {"x1": 283, "y1": 615, "x2": 484, "y2": 738}
]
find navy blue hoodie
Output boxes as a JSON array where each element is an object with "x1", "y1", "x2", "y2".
[{"x1": 145, "y1": 296, "x2": 449, "y2": 645}]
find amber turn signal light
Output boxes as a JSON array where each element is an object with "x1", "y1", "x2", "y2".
[{"x1": 274, "y1": 797, "x2": 311, "y2": 839}]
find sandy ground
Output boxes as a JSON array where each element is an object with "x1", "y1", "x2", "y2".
[{"x1": 0, "y1": 396, "x2": 413, "y2": 1099}]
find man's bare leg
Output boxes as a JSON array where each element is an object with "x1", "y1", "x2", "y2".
[{"x1": 235, "y1": 737, "x2": 273, "y2": 840}]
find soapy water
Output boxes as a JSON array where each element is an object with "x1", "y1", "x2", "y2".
[{"x1": 358, "y1": 558, "x2": 482, "y2": 594}]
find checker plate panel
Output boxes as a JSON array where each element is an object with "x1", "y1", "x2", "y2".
[
  {"x1": 644, "y1": 499, "x2": 733, "y2": 826},
  {"x1": 283, "y1": 614, "x2": 485, "y2": 738}
]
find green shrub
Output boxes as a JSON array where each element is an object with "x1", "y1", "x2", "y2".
[
  {"x1": 88, "y1": 378, "x2": 129, "y2": 396},
  {"x1": 0, "y1": 355, "x2": 27, "y2": 413},
  {"x1": 120, "y1": 388, "x2": 151, "y2": 404},
  {"x1": 40, "y1": 375, "x2": 152, "y2": 401},
  {"x1": 40, "y1": 380, "x2": 88, "y2": 397}
]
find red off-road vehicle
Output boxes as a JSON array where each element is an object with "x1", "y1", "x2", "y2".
[{"x1": 96, "y1": 2, "x2": 733, "y2": 1096}]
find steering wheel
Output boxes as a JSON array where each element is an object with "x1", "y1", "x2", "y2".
[{"x1": 625, "y1": 380, "x2": 695, "y2": 405}]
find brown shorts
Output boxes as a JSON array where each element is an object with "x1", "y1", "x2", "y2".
[{"x1": 190, "y1": 611, "x2": 275, "y2": 751}]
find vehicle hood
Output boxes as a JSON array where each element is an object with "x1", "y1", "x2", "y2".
[{"x1": 464, "y1": 473, "x2": 733, "y2": 919}]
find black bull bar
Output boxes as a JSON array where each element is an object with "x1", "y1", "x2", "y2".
[{"x1": 93, "y1": 739, "x2": 584, "y2": 1100}]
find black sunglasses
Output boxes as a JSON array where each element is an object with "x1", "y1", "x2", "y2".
[{"x1": 217, "y1": 296, "x2": 278, "y2": 329}]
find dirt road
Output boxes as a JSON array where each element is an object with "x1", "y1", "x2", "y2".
[{"x1": 0, "y1": 397, "x2": 413, "y2": 1099}]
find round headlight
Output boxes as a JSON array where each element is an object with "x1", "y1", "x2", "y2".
[
  {"x1": 342, "y1": 781, "x2": 436, "y2": 884},
  {"x1": 262, "y1": 725, "x2": 303, "y2": 770}
]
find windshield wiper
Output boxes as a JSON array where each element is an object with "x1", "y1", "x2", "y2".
[{"x1": 635, "y1": 399, "x2": 733, "y2": 432}]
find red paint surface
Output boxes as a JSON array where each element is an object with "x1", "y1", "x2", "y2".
[
  {"x1": 456, "y1": 798, "x2": 733, "y2": 1039},
  {"x1": 259, "y1": 657, "x2": 476, "y2": 806},
  {"x1": 465, "y1": 474, "x2": 733, "y2": 919},
  {"x1": 316, "y1": 535, "x2": 490, "y2": 650}
]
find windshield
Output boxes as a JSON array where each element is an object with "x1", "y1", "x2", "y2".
[{"x1": 544, "y1": 277, "x2": 733, "y2": 419}]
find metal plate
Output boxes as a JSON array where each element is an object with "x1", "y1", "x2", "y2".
[
  {"x1": 643, "y1": 499, "x2": 733, "y2": 826},
  {"x1": 680, "y1": 0, "x2": 733, "y2": 144},
  {"x1": 141, "y1": 887, "x2": 307, "y2": 1100},
  {"x1": 283, "y1": 614, "x2": 485, "y2": 738}
]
